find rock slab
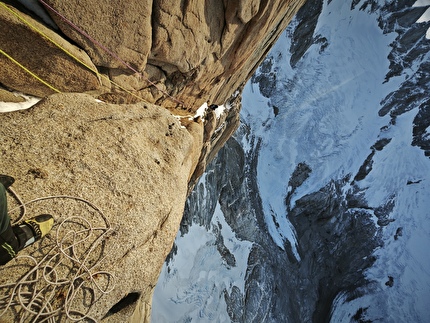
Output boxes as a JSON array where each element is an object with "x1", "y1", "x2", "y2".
[
  {"x1": 0, "y1": 3, "x2": 101, "y2": 97},
  {"x1": 0, "y1": 93, "x2": 201, "y2": 322}
]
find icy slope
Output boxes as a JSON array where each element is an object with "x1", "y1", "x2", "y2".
[{"x1": 243, "y1": 0, "x2": 398, "y2": 258}]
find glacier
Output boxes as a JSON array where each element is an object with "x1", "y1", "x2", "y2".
[{"x1": 152, "y1": 0, "x2": 430, "y2": 322}]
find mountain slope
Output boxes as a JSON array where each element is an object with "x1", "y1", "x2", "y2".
[{"x1": 152, "y1": 0, "x2": 430, "y2": 322}]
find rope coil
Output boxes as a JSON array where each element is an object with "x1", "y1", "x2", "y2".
[{"x1": 0, "y1": 191, "x2": 115, "y2": 322}]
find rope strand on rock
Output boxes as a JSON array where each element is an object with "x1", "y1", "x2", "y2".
[
  {"x1": 38, "y1": 0, "x2": 188, "y2": 108},
  {"x1": 7, "y1": 186, "x2": 27, "y2": 225},
  {"x1": 0, "y1": 49, "x2": 61, "y2": 94},
  {"x1": 0, "y1": 2, "x2": 153, "y2": 103}
]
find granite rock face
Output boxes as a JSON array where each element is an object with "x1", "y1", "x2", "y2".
[
  {"x1": 0, "y1": 0, "x2": 306, "y2": 194},
  {"x1": 1, "y1": 0, "x2": 306, "y2": 110},
  {"x1": 0, "y1": 1, "x2": 308, "y2": 321},
  {"x1": 43, "y1": 0, "x2": 307, "y2": 108},
  {"x1": 0, "y1": 93, "x2": 201, "y2": 322},
  {"x1": 0, "y1": 3, "x2": 101, "y2": 98}
]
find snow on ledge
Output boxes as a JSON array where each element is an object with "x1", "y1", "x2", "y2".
[
  {"x1": 0, "y1": 93, "x2": 41, "y2": 113},
  {"x1": 0, "y1": 93, "x2": 106, "y2": 113},
  {"x1": 194, "y1": 102, "x2": 208, "y2": 119},
  {"x1": 194, "y1": 102, "x2": 231, "y2": 121}
]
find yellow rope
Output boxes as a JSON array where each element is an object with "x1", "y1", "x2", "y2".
[
  {"x1": 0, "y1": 2, "x2": 145, "y2": 102},
  {"x1": 0, "y1": 49, "x2": 61, "y2": 93}
]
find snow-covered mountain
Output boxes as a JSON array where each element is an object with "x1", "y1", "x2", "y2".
[{"x1": 152, "y1": 0, "x2": 430, "y2": 322}]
